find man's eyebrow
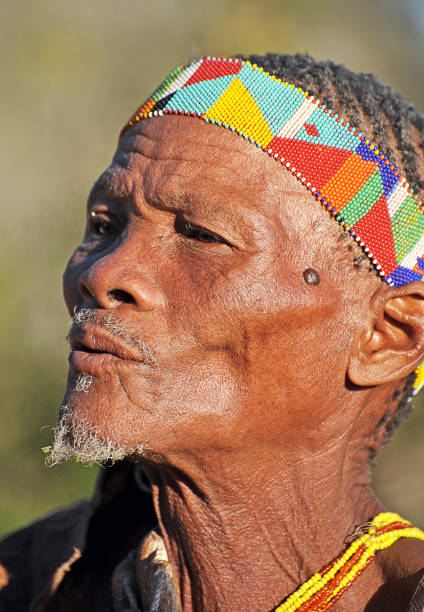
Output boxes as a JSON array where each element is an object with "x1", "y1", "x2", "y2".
[
  {"x1": 137, "y1": 185, "x2": 239, "y2": 234},
  {"x1": 88, "y1": 171, "x2": 135, "y2": 203},
  {"x1": 154, "y1": 190, "x2": 258, "y2": 243},
  {"x1": 142, "y1": 189, "x2": 233, "y2": 217}
]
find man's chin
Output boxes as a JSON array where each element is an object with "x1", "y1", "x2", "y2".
[{"x1": 46, "y1": 404, "x2": 146, "y2": 466}]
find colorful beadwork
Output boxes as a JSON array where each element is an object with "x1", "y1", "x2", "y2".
[
  {"x1": 121, "y1": 56, "x2": 424, "y2": 393},
  {"x1": 273, "y1": 512, "x2": 424, "y2": 611}
]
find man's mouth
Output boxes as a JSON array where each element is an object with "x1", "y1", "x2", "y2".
[{"x1": 68, "y1": 322, "x2": 149, "y2": 375}]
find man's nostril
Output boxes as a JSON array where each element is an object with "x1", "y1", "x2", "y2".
[{"x1": 108, "y1": 289, "x2": 135, "y2": 304}]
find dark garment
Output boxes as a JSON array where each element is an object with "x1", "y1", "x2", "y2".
[
  {"x1": 0, "y1": 461, "x2": 423, "y2": 611},
  {"x1": 0, "y1": 461, "x2": 160, "y2": 611}
]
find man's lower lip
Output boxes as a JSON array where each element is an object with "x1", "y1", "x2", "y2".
[{"x1": 69, "y1": 350, "x2": 138, "y2": 374}]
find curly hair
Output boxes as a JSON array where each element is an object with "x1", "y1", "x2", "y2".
[{"x1": 239, "y1": 52, "x2": 424, "y2": 445}]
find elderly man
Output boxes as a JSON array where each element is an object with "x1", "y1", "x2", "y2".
[{"x1": 1, "y1": 53, "x2": 424, "y2": 611}]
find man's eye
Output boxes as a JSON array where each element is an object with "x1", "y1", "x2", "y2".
[
  {"x1": 183, "y1": 222, "x2": 224, "y2": 244},
  {"x1": 88, "y1": 211, "x2": 114, "y2": 236}
]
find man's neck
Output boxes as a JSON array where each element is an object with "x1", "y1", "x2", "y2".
[{"x1": 143, "y1": 438, "x2": 382, "y2": 611}]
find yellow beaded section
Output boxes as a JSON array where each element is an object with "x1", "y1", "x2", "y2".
[{"x1": 274, "y1": 512, "x2": 424, "y2": 612}]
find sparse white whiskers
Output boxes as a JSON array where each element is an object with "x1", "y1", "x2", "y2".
[
  {"x1": 73, "y1": 307, "x2": 95, "y2": 324},
  {"x1": 45, "y1": 405, "x2": 146, "y2": 466},
  {"x1": 75, "y1": 373, "x2": 94, "y2": 392}
]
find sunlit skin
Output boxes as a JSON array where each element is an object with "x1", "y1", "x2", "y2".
[{"x1": 62, "y1": 116, "x2": 424, "y2": 611}]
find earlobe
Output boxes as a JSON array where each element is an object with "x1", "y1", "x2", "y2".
[{"x1": 348, "y1": 281, "x2": 424, "y2": 387}]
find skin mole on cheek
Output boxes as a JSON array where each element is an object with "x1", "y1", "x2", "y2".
[{"x1": 303, "y1": 268, "x2": 320, "y2": 286}]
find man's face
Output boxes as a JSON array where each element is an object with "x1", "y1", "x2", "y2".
[{"x1": 59, "y1": 116, "x2": 372, "y2": 464}]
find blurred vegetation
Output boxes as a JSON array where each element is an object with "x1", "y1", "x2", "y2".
[{"x1": 1, "y1": 0, "x2": 424, "y2": 536}]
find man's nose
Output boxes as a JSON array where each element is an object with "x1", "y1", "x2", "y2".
[{"x1": 77, "y1": 245, "x2": 164, "y2": 311}]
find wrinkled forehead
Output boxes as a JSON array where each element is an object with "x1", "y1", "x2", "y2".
[
  {"x1": 116, "y1": 115, "x2": 293, "y2": 190},
  {"x1": 93, "y1": 116, "x2": 317, "y2": 222}
]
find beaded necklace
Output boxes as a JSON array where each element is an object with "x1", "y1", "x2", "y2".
[
  {"x1": 272, "y1": 512, "x2": 424, "y2": 611},
  {"x1": 121, "y1": 56, "x2": 424, "y2": 393}
]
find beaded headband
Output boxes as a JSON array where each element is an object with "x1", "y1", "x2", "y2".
[{"x1": 121, "y1": 56, "x2": 424, "y2": 394}]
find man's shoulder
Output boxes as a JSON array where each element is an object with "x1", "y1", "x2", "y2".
[{"x1": 0, "y1": 500, "x2": 89, "y2": 611}]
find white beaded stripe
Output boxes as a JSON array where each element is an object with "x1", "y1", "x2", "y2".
[
  {"x1": 387, "y1": 181, "x2": 412, "y2": 218},
  {"x1": 161, "y1": 60, "x2": 203, "y2": 98},
  {"x1": 400, "y1": 237, "x2": 424, "y2": 270},
  {"x1": 275, "y1": 98, "x2": 316, "y2": 139}
]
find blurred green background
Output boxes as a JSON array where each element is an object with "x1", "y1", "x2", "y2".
[{"x1": 1, "y1": 0, "x2": 424, "y2": 536}]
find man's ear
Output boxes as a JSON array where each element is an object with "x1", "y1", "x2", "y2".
[{"x1": 348, "y1": 281, "x2": 424, "y2": 387}]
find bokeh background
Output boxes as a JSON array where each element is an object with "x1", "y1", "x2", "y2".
[{"x1": 1, "y1": 0, "x2": 424, "y2": 536}]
